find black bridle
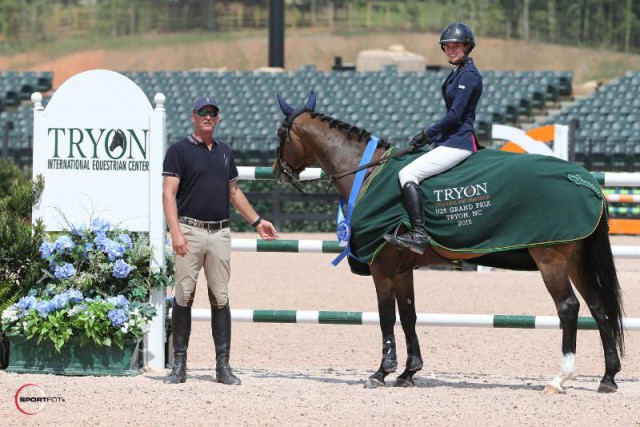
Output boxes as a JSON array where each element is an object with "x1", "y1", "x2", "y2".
[
  {"x1": 275, "y1": 107, "x2": 312, "y2": 194},
  {"x1": 276, "y1": 110, "x2": 413, "y2": 195}
]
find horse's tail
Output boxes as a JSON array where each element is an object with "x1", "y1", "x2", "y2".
[{"x1": 581, "y1": 213, "x2": 625, "y2": 356}]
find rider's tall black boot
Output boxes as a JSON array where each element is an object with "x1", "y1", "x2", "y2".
[
  {"x1": 164, "y1": 299, "x2": 191, "y2": 384},
  {"x1": 211, "y1": 304, "x2": 241, "y2": 385},
  {"x1": 385, "y1": 181, "x2": 429, "y2": 254}
]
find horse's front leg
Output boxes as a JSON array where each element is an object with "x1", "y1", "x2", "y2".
[
  {"x1": 394, "y1": 269, "x2": 423, "y2": 387},
  {"x1": 365, "y1": 268, "x2": 399, "y2": 389}
]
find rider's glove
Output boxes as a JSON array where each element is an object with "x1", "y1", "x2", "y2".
[{"x1": 410, "y1": 129, "x2": 431, "y2": 151}]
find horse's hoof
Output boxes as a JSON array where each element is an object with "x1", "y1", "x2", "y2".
[
  {"x1": 597, "y1": 382, "x2": 617, "y2": 393},
  {"x1": 394, "y1": 377, "x2": 415, "y2": 388},
  {"x1": 543, "y1": 384, "x2": 564, "y2": 394},
  {"x1": 364, "y1": 378, "x2": 385, "y2": 389}
]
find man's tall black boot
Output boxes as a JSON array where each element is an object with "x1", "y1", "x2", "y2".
[
  {"x1": 384, "y1": 181, "x2": 429, "y2": 254},
  {"x1": 211, "y1": 304, "x2": 241, "y2": 385},
  {"x1": 164, "y1": 299, "x2": 191, "y2": 384}
]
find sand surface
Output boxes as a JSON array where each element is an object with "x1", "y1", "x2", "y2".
[{"x1": 2, "y1": 233, "x2": 639, "y2": 426}]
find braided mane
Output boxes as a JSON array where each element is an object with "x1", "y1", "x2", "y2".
[{"x1": 309, "y1": 111, "x2": 390, "y2": 149}]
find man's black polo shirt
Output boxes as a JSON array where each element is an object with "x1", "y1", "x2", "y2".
[{"x1": 162, "y1": 135, "x2": 239, "y2": 221}]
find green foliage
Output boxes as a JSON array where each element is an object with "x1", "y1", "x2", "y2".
[
  {"x1": 1, "y1": 291, "x2": 154, "y2": 352},
  {"x1": 0, "y1": 206, "x2": 173, "y2": 350},
  {"x1": 0, "y1": 158, "x2": 27, "y2": 199},
  {"x1": 1, "y1": 1, "x2": 639, "y2": 55},
  {"x1": 0, "y1": 174, "x2": 46, "y2": 315}
]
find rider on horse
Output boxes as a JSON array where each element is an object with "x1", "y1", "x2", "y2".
[{"x1": 385, "y1": 22, "x2": 483, "y2": 254}]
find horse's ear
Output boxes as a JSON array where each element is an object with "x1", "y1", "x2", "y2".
[
  {"x1": 277, "y1": 93, "x2": 295, "y2": 117},
  {"x1": 304, "y1": 90, "x2": 316, "y2": 111}
]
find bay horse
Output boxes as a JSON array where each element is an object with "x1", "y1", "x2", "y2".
[{"x1": 272, "y1": 92, "x2": 625, "y2": 393}]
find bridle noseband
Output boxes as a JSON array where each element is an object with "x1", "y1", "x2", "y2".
[{"x1": 276, "y1": 107, "x2": 312, "y2": 193}]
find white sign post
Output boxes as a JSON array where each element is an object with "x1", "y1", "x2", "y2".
[{"x1": 31, "y1": 69, "x2": 167, "y2": 371}]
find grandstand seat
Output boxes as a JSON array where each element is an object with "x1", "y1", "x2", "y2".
[
  {"x1": 609, "y1": 140, "x2": 632, "y2": 170},
  {"x1": 499, "y1": 98, "x2": 519, "y2": 124},
  {"x1": 526, "y1": 84, "x2": 546, "y2": 110},
  {"x1": 33, "y1": 72, "x2": 53, "y2": 92},
  {"x1": 485, "y1": 104, "x2": 506, "y2": 124},
  {"x1": 555, "y1": 71, "x2": 573, "y2": 96},
  {"x1": 632, "y1": 144, "x2": 640, "y2": 170},
  {"x1": 513, "y1": 93, "x2": 533, "y2": 118},
  {"x1": 2, "y1": 87, "x2": 20, "y2": 107},
  {"x1": 474, "y1": 113, "x2": 492, "y2": 140}
]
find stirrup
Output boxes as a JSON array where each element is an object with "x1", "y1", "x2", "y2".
[
  {"x1": 395, "y1": 232, "x2": 429, "y2": 255},
  {"x1": 383, "y1": 224, "x2": 404, "y2": 247}
]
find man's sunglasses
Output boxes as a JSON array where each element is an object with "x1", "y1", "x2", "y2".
[{"x1": 196, "y1": 109, "x2": 218, "y2": 117}]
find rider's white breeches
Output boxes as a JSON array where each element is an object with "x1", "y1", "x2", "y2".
[{"x1": 398, "y1": 145, "x2": 473, "y2": 187}]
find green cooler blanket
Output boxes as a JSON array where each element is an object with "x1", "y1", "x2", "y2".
[{"x1": 348, "y1": 148, "x2": 604, "y2": 269}]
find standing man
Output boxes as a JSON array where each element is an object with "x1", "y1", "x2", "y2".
[{"x1": 163, "y1": 96, "x2": 278, "y2": 385}]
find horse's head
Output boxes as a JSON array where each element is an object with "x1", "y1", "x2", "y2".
[{"x1": 273, "y1": 91, "x2": 317, "y2": 184}]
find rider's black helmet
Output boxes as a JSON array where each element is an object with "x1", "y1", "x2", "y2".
[{"x1": 439, "y1": 22, "x2": 476, "y2": 54}]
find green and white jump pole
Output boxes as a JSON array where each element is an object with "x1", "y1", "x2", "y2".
[
  {"x1": 230, "y1": 239, "x2": 640, "y2": 259},
  {"x1": 238, "y1": 166, "x2": 640, "y2": 187},
  {"x1": 178, "y1": 309, "x2": 640, "y2": 331}
]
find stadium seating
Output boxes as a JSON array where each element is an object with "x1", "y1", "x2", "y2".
[
  {"x1": 540, "y1": 70, "x2": 640, "y2": 171},
  {"x1": 0, "y1": 66, "x2": 576, "y2": 169}
]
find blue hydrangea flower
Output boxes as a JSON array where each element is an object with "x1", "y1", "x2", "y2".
[
  {"x1": 108, "y1": 309, "x2": 127, "y2": 327},
  {"x1": 54, "y1": 263, "x2": 76, "y2": 280},
  {"x1": 66, "y1": 289, "x2": 84, "y2": 303},
  {"x1": 39, "y1": 241, "x2": 55, "y2": 259},
  {"x1": 71, "y1": 224, "x2": 87, "y2": 237},
  {"x1": 84, "y1": 242, "x2": 94, "y2": 256},
  {"x1": 112, "y1": 259, "x2": 132, "y2": 279},
  {"x1": 104, "y1": 239, "x2": 126, "y2": 261},
  {"x1": 107, "y1": 295, "x2": 129, "y2": 309},
  {"x1": 118, "y1": 233, "x2": 132, "y2": 249},
  {"x1": 17, "y1": 295, "x2": 37, "y2": 312},
  {"x1": 34, "y1": 300, "x2": 51, "y2": 318},
  {"x1": 54, "y1": 235, "x2": 75, "y2": 252},
  {"x1": 92, "y1": 218, "x2": 111, "y2": 235},
  {"x1": 49, "y1": 293, "x2": 70, "y2": 310},
  {"x1": 94, "y1": 233, "x2": 109, "y2": 251}
]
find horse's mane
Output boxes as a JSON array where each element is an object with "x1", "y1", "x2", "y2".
[{"x1": 309, "y1": 111, "x2": 390, "y2": 149}]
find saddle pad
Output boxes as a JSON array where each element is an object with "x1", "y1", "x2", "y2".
[{"x1": 349, "y1": 148, "x2": 604, "y2": 265}]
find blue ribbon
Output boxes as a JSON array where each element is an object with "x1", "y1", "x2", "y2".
[{"x1": 332, "y1": 136, "x2": 380, "y2": 266}]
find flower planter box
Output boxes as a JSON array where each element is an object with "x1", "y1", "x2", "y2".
[{"x1": 5, "y1": 336, "x2": 141, "y2": 376}]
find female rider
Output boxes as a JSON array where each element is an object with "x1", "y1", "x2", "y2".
[{"x1": 385, "y1": 22, "x2": 483, "y2": 254}]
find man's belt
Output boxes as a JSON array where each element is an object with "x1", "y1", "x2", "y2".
[{"x1": 179, "y1": 216, "x2": 230, "y2": 231}]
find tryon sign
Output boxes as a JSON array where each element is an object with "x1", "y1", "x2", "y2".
[
  {"x1": 31, "y1": 69, "x2": 168, "y2": 371},
  {"x1": 33, "y1": 69, "x2": 156, "y2": 231}
]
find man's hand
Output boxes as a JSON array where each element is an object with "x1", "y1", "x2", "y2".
[
  {"x1": 410, "y1": 129, "x2": 431, "y2": 150},
  {"x1": 256, "y1": 219, "x2": 279, "y2": 240},
  {"x1": 171, "y1": 231, "x2": 189, "y2": 257}
]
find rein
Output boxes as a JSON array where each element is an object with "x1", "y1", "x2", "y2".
[{"x1": 328, "y1": 145, "x2": 416, "y2": 182}]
